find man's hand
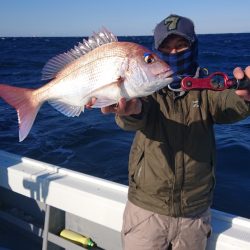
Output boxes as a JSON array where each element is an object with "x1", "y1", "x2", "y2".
[
  {"x1": 101, "y1": 98, "x2": 142, "y2": 116},
  {"x1": 234, "y1": 66, "x2": 250, "y2": 101}
]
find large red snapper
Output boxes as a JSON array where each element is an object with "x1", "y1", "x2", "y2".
[{"x1": 0, "y1": 29, "x2": 173, "y2": 141}]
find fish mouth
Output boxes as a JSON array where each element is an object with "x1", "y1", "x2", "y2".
[{"x1": 157, "y1": 68, "x2": 174, "y2": 79}]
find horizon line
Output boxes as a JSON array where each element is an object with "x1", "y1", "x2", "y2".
[{"x1": 1, "y1": 31, "x2": 250, "y2": 38}]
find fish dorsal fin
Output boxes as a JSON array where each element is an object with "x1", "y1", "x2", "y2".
[{"x1": 41, "y1": 27, "x2": 118, "y2": 81}]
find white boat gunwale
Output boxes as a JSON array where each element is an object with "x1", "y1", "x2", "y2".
[{"x1": 0, "y1": 150, "x2": 249, "y2": 250}]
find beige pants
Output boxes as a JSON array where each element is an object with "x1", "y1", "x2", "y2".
[{"x1": 121, "y1": 201, "x2": 211, "y2": 250}]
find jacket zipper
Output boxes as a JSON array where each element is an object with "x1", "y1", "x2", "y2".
[
  {"x1": 172, "y1": 94, "x2": 185, "y2": 217},
  {"x1": 180, "y1": 99, "x2": 185, "y2": 216},
  {"x1": 172, "y1": 94, "x2": 177, "y2": 216}
]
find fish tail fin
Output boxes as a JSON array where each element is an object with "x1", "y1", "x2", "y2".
[{"x1": 0, "y1": 84, "x2": 41, "y2": 142}]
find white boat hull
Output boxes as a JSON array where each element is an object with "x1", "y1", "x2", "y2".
[{"x1": 0, "y1": 150, "x2": 249, "y2": 250}]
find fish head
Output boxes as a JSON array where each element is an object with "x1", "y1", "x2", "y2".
[{"x1": 124, "y1": 43, "x2": 173, "y2": 97}]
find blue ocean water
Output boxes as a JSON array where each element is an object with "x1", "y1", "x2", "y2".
[{"x1": 0, "y1": 34, "x2": 249, "y2": 218}]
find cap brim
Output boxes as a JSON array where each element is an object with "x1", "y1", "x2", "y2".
[{"x1": 155, "y1": 31, "x2": 196, "y2": 49}]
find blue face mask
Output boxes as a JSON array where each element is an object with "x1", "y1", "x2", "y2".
[{"x1": 156, "y1": 42, "x2": 199, "y2": 90}]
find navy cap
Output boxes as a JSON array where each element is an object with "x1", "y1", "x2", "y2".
[{"x1": 154, "y1": 14, "x2": 197, "y2": 49}]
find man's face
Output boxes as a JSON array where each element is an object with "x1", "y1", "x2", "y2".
[{"x1": 159, "y1": 34, "x2": 190, "y2": 54}]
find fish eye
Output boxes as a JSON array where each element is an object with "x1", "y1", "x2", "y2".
[{"x1": 144, "y1": 53, "x2": 155, "y2": 64}]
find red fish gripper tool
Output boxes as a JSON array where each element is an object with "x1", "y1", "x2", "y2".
[{"x1": 181, "y1": 72, "x2": 250, "y2": 91}]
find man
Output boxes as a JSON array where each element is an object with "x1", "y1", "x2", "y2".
[{"x1": 102, "y1": 14, "x2": 250, "y2": 250}]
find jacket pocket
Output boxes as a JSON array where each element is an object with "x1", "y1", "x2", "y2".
[
  {"x1": 198, "y1": 209, "x2": 212, "y2": 238},
  {"x1": 129, "y1": 149, "x2": 144, "y2": 189},
  {"x1": 122, "y1": 201, "x2": 154, "y2": 236}
]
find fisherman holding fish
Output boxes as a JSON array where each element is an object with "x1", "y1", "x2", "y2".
[
  {"x1": 1, "y1": 12, "x2": 250, "y2": 250},
  {"x1": 100, "y1": 15, "x2": 250, "y2": 250}
]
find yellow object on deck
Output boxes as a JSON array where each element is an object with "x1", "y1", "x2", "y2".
[{"x1": 60, "y1": 229, "x2": 95, "y2": 247}]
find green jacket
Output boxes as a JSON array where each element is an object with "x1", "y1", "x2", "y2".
[{"x1": 116, "y1": 88, "x2": 250, "y2": 217}]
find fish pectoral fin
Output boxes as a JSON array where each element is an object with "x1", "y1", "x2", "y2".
[
  {"x1": 48, "y1": 100, "x2": 83, "y2": 117},
  {"x1": 92, "y1": 98, "x2": 117, "y2": 108}
]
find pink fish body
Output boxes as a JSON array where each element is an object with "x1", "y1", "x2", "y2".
[{"x1": 0, "y1": 29, "x2": 173, "y2": 141}]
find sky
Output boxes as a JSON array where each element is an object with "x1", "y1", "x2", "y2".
[{"x1": 0, "y1": 0, "x2": 250, "y2": 37}]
